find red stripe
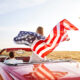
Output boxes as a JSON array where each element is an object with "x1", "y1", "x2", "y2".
[
  {"x1": 41, "y1": 24, "x2": 64, "y2": 58},
  {"x1": 48, "y1": 26, "x2": 57, "y2": 46},
  {"x1": 41, "y1": 49, "x2": 53, "y2": 58},
  {"x1": 33, "y1": 64, "x2": 56, "y2": 80},
  {"x1": 41, "y1": 42, "x2": 58, "y2": 58},
  {"x1": 33, "y1": 72, "x2": 42, "y2": 80},
  {"x1": 38, "y1": 23, "x2": 64, "y2": 57},
  {"x1": 41, "y1": 35, "x2": 62, "y2": 58},
  {"x1": 41, "y1": 64, "x2": 55, "y2": 78},
  {"x1": 36, "y1": 26, "x2": 57, "y2": 55},
  {"x1": 32, "y1": 40, "x2": 44, "y2": 51},
  {"x1": 61, "y1": 30, "x2": 69, "y2": 42},
  {"x1": 44, "y1": 34, "x2": 50, "y2": 42},
  {"x1": 36, "y1": 44, "x2": 48, "y2": 54},
  {"x1": 37, "y1": 68, "x2": 54, "y2": 80},
  {"x1": 62, "y1": 19, "x2": 78, "y2": 30},
  {"x1": 32, "y1": 19, "x2": 78, "y2": 58},
  {"x1": 62, "y1": 34, "x2": 68, "y2": 41}
]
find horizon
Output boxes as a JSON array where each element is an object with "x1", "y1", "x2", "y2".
[{"x1": 0, "y1": 0, "x2": 80, "y2": 51}]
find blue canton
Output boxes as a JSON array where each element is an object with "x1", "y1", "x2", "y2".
[{"x1": 14, "y1": 31, "x2": 45, "y2": 46}]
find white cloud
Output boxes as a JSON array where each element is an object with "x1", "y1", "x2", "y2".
[{"x1": 0, "y1": 0, "x2": 47, "y2": 15}]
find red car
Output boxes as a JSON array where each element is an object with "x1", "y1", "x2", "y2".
[{"x1": 0, "y1": 48, "x2": 80, "y2": 80}]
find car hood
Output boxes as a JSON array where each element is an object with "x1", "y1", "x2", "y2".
[{"x1": 0, "y1": 61, "x2": 80, "y2": 80}]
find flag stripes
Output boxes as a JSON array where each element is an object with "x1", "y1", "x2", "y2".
[
  {"x1": 32, "y1": 64, "x2": 68, "y2": 80},
  {"x1": 31, "y1": 19, "x2": 78, "y2": 59},
  {"x1": 60, "y1": 31, "x2": 70, "y2": 42},
  {"x1": 32, "y1": 64, "x2": 55, "y2": 80},
  {"x1": 62, "y1": 19, "x2": 78, "y2": 30}
]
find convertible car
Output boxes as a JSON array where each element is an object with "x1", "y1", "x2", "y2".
[{"x1": 0, "y1": 48, "x2": 80, "y2": 80}]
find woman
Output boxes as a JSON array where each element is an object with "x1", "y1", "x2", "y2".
[{"x1": 29, "y1": 26, "x2": 46, "y2": 63}]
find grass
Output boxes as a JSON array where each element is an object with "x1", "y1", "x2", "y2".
[{"x1": 47, "y1": 51, "x2": 80, "y2": 62}]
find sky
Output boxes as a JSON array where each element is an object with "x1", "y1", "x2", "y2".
[{"x1": 0, "y1": 0, "x2": 80, "y2": 51}]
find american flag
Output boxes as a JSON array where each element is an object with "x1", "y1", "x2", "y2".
[
  {"x1": 32, "y1": 64, "x2": 55, "y2": 80},
  {"x1": 14, "y1": 19, "x2": 78, "y2": 59},
  {"x1": 31, "y1": 19, "x2": 78, "y2": 59},
  {"x1": 32, "y1": 64, "x2": 68, "y2": 80},
  {"x1": 14, "y1": 31, "x2": 45, "y2": 46}
]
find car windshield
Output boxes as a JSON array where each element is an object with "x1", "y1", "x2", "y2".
[{"x1": 0, "y1": 48, "x2": 80, "y2": 63}]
